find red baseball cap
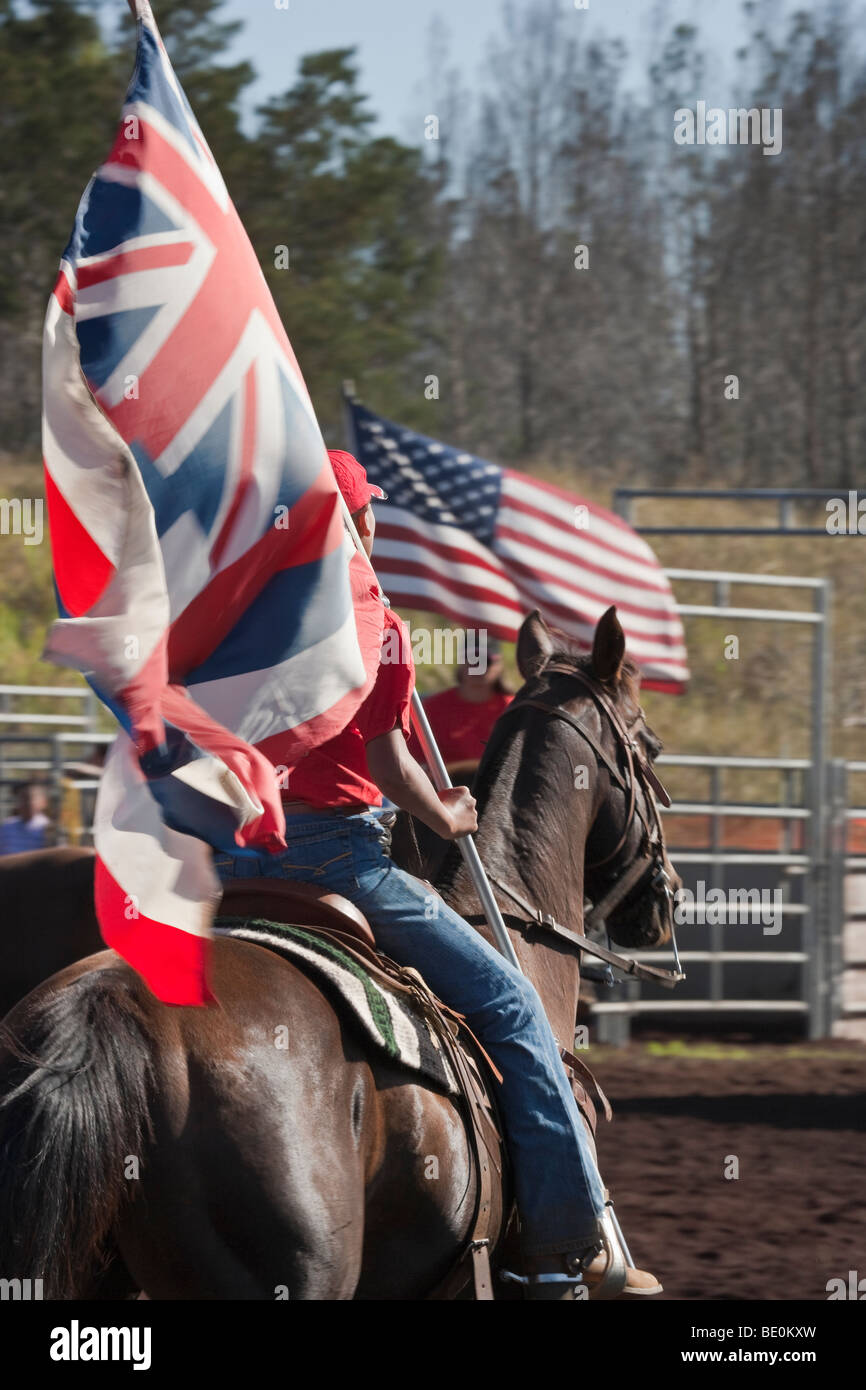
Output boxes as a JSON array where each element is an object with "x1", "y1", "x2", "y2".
[{"x1": 328, "y1": 449, "x2": 387, "y2": 513}]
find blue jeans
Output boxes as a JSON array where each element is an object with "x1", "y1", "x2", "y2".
[{"x1": 214, "y1": 809, "x2": 606, "y2": 1255}]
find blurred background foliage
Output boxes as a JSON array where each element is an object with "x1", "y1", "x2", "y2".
[{"x1": 2, "y1": 0, "x2": 864, "y2": 476}]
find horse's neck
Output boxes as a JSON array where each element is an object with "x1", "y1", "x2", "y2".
[{"x1": 436, "y1": 739, "x2": 593, "y2": 1047}]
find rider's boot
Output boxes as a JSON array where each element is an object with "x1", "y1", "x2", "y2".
[
  {"x1": 582, "y1": 1250, "x2": 663, "y2": 1298},
  {"x1": 521, "y1": 1251, "x2": 662, "y2": 1300},
  {"x1": 521, "y1": 1205, "x2": 663, "y2": 1300}
]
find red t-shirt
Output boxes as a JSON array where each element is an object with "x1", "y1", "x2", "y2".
[
  {"x1": 408, "y1": 686, "x2": 513, "y2": 769},
  {"x1": 283, "y1": 609, "x2": 415, "y2": 808}
]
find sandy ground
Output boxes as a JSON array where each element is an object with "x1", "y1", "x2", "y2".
[{"x1": 586, "y1": 1037, "x2": 866, "y2": 1301}]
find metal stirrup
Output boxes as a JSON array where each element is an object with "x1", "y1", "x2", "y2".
[
  {"x1": 499, "y1": 1201, "x2": 632, "y2": 1300},
  {"x1": 593, "y1": 1203, "x2": 629, "y2": 1299},
  {"x1": 499, "y1": 1270, "x2": 589, "y2": 1299}
]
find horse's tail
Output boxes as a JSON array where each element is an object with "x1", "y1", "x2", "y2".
[{"x1": 0, "y1": 965, "x2": 154, "y2": 1298}]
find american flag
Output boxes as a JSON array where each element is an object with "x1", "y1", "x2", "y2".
[
  {"x1": 41, "y1": 2, "x2": 382, "y2": 1004},
  {"x1": 346, "y1": 398, "x2": 689, "y2": 692}
]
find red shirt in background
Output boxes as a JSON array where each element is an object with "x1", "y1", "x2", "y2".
[
  {"x1": 283, "y1": 609, "x2": 415, "y2": 808},
  {"x1": 408, "y1": 686, "x2": 513, "y2": 770}
]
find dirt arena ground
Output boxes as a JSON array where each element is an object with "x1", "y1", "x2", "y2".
[{"x1": 587, "y1": 1037, "x2": 865, "y2": 1301}]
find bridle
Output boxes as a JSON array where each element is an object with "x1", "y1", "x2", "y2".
[{"x1": 485, "y1": 661, "x2": 685, "y2": 989}]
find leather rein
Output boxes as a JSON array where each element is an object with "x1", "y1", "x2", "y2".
[{"x1": 485, "y1": 663, "x2": 685, "y2": 989}]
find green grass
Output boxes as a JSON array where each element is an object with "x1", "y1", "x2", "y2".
[
  {"x1": 0, "y1": 456, "x2": 65, "y2": 688},
  {"x1": 644, "y1": 1039, "x2": 753, "y2": 1060}
]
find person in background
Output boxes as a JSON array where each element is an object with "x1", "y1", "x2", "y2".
[
  {"x1": 59, "y1": 743, "x2": 107, "y2": 846},
  {"x1": 0, "y1": 782, "x2": 52, "y2": 856},
  {"x1": 409, "y1": 638, "x2": 514, "y2": 780}
]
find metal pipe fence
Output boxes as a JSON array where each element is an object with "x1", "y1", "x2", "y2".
[
  {"x1": 614, "y1": 486, "x2": 858, "y2": 535},
  {"x1": 0, "y1": 684, "x2": 100, "y2": 727},
  {"x1": 827, "y1": 760, "x2": 866, "y2": 1033},
  {"x1": 592, "y1": 751, "x2": 819, "y2": 1039}
]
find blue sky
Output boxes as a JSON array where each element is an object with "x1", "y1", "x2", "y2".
[{"x1": 217, "y1": 0, "x2": 818, "y2": 138}]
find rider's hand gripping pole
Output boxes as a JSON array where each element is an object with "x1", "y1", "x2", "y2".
[{"x1": 406, "y1": 687, "x2": 522, "y2": 970}]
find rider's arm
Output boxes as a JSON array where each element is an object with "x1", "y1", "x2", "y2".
[{"x1": 365, "y1": 727, "x2": 477, "y2": 841}]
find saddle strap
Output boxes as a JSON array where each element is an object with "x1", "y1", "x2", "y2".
[
  {"x1": 421, "y1": 984, "x2": 506, "y2": 1301},
  {"x1": 560, "y1": 1046, "x2": 613, "y2": 1125},
  {"x1": 471, "y1": 1240, "x2": 494, "y2": 1299},
  {"x1": 399, "y1": 967, "x2": 505, "y2": 1179}
]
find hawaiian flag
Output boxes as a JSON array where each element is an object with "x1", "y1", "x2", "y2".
[
  {"x1": 41, "y1": 1, "x2": 383, "y2": 1004},
  {"x1": 346, "y1": 396, "x2": 689, "y2": 692}
]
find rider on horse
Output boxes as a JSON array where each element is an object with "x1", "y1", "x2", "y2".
[{"x1": 214, "y1": 450, "x2": 661, "y2": 1300}]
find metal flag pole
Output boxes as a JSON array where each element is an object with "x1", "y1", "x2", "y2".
[
  {"x1": 340, "y1": 382, "x2": 522, "y2": 972},
  {"x1": 404, "y1": 681, "x2": 523, "y2": 972}
]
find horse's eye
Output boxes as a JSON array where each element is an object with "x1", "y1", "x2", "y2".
[{"x1": 645, "y1": 731, "x2": 663, "y2": 762}]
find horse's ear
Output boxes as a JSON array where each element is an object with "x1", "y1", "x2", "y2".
[
  {"x1": 591, "y1": 606, "x2": 626, "y2": 683},
  {"x1": 517, "y1": 610, "x2": 555, "y2": 680}
]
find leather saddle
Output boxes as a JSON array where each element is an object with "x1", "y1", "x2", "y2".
[{"x1": 219, "y1": 878, "x2": 376, "y2": 949}]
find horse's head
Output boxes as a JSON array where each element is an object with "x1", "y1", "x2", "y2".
[{"x1": 516, "y1": 607, "x2": 680, "y2": 950}]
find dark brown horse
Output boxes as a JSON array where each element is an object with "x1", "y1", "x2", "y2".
[
  {"x1": 0, "y1": 846, "x2": 99, "y2": 1021},
  {"x1": 0, "y1": 608, "x2": 676, "y2": 1299}
]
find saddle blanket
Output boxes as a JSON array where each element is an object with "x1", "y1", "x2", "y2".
[{"x1": 214, "y1": 918, "x2": 460, "y2": 1096}]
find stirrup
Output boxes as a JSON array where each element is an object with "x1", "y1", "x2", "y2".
[
  {"x1": 500, "y1": 1199, "x2": 632, "y2": 1302},
  {"x1": 588, "y1": 1202, "x2": 629, "y2": 1300},
  {"x1": 499, "y1": 1240, "x2": 604, "y2": 1302},
  {"x1": 499, "y1": 1267, "x2": 592, "y2": 1301}
]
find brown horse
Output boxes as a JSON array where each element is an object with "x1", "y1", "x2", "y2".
[
  {"x1": 0, "y1": 608, "x2": 676, "y2": 1299},
  {"x1": 0, "y1": 846, "x2": 100, "y2": 1021}
]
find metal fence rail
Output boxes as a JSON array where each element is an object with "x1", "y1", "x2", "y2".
[
  {"x1": 0, "y1": 683, "x2": 99, "y2": 727},
  {"x1": 614, "y1": 486, "x2": 857, "y2": 535},
  {"x1": 827, "y1": 760, "x2": 866, "y2": 1034},
  {"x1": 593, "y1": 751, "x2": 820, "y2": 1040}
]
